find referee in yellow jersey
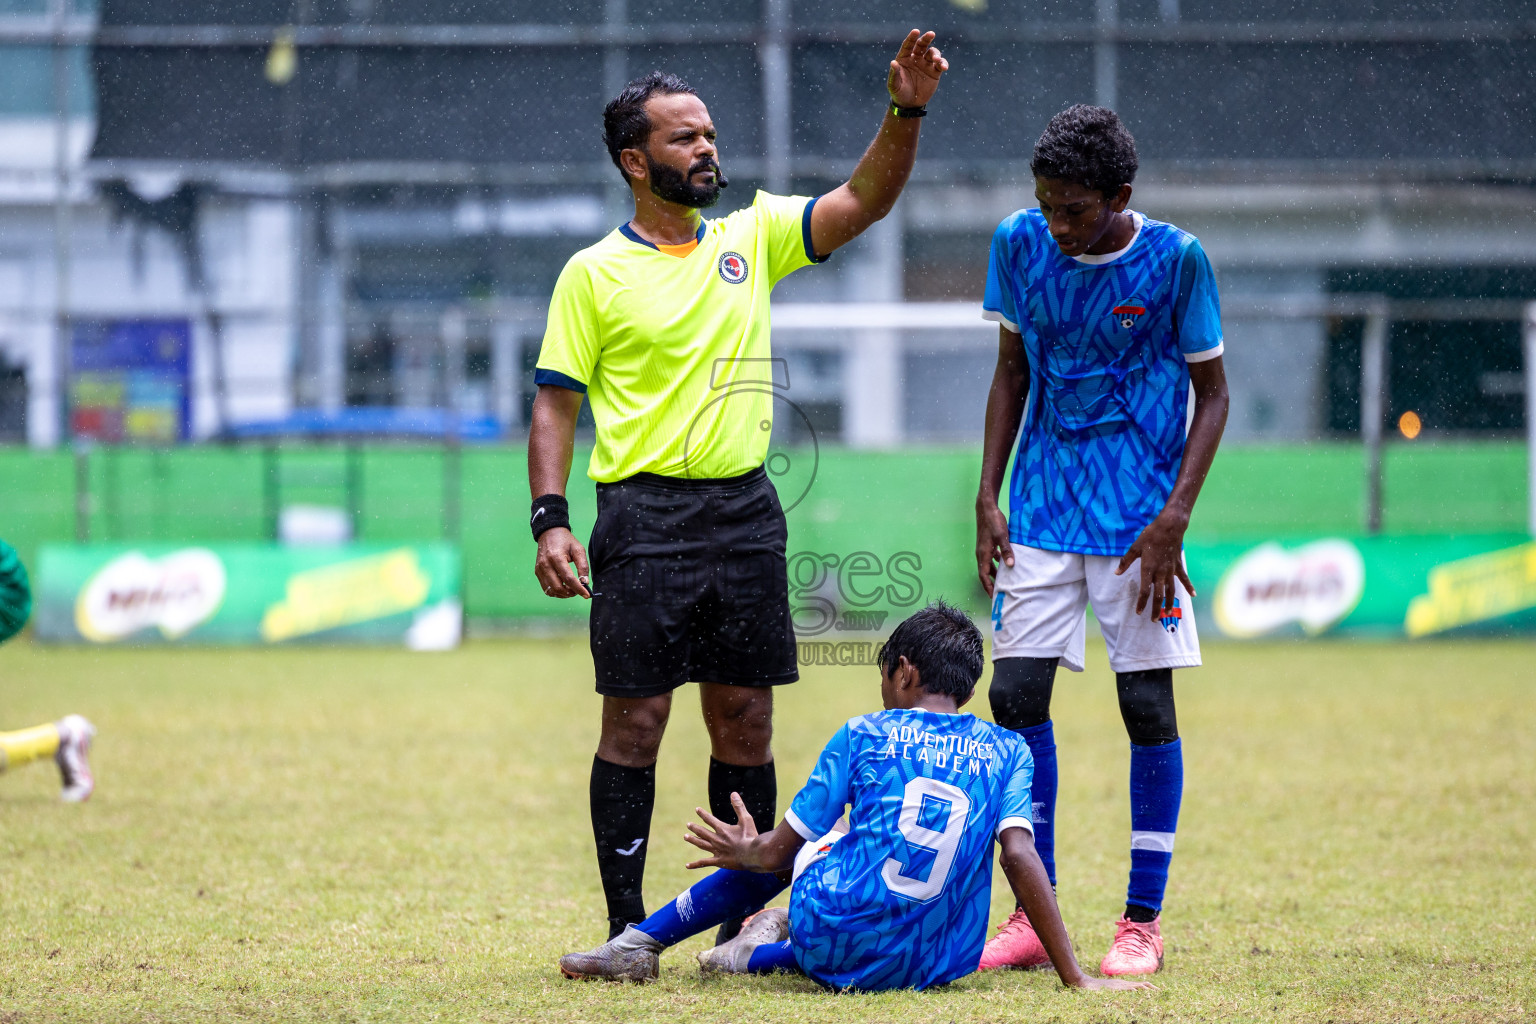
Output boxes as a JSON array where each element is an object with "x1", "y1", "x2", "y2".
[{"x1": 529, "y1": 30, "x2": 949, "y2": 943}]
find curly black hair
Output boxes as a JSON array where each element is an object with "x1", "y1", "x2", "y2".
[
  {"x1": 877, "y1": 600, "x2": 985, "y2": 702},
  {"x1": 1030, "y1": 104, "x2": 1139, "y2": 198},
  {"x1": 603, "y1": 71, "x2": 697, "y2": 181}
]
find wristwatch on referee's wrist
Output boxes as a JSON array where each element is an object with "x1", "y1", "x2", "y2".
[{"x1": 889, "y1": 101, "x2": 927, "y2": 119}]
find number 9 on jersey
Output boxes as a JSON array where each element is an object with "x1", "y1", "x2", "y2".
[{"x1": 880, "y1": 777, "x2": 971, "y2": 902}]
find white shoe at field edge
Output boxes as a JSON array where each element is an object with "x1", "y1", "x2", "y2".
[{"x1": 55, "y1": 714, "x2": 95, "y2": 803}]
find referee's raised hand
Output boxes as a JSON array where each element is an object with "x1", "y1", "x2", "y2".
[
  {"x1": 535, "y1": 526, "x2": 591, "y2": 600},
  {"x1": 887, "y1": 29, "x2": 948, "y2": 109}
]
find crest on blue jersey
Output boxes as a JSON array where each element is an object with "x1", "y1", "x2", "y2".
[
  {"x1": 718, "y1": 251, "x2": 749, "y2": 284},
  {"x1": 1112, "y1": 297, "x2": 1146, "y2": 329},
  {"x1": 1159, "y1": 597, "x2": 1182, "y2": 633}
]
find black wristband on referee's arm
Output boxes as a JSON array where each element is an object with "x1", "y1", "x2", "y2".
[
  {"x1": 530, "y1": 493, "x2": 571, "y2": 541},
  {"x1": 890, "y1": 102, "x2": 927, "y2": 119}
]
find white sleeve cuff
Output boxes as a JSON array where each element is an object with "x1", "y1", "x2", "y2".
[
  {"x1": 1184, "y1": 341, "x2": 1224, "y2": 363},
  {"x1": 982, "y1": 309, "x2": 1021, "y2": 334},
  {"x1": 996, "y1": 816, "x2": 1035, "y2": 838},
  {"x1": 783, "y1": 807, "x2": 819, "y2": 841}
]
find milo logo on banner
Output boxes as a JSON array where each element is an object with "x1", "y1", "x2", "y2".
[
  {"x1": 75, "y1": 549, "x2": 227, "y2": 642},
  {"x1": 1212, "y1": 539, "x2": 1366, "y2": 639}
]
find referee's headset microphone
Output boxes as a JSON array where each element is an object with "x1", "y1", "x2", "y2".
[{"x1": 699, "y1": 157, "x2": 728, "y2": 189}]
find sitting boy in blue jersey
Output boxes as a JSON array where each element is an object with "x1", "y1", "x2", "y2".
[{"x1": 558, "y1": 601, "x2": 1149, "y2": 993}]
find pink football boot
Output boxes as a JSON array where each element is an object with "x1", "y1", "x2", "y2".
[
  {"x1": 1100, "y1": 914, "x2": 1163, "y2": 976},
  {"x1": 978, "y1": 908, "x2": 1051, "y2": 970}
]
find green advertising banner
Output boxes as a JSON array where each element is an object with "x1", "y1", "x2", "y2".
[
  {"x1": 35, "y1": 544, "x2": 462, "y2": 647},
  {"x1": 1183, "y1": 534, "x2": 1536, "y2": 640},
  {"x1": 29, "y1": 537, "x2": 1536, "y2": 645}
]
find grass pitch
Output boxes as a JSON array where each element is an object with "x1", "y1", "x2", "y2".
[{"x1": 0, "y1": 636, "x2": 1532, "y2": 1023}]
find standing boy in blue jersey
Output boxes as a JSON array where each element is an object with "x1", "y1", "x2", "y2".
[
  {"x1": 973, "y1": 106, "x2": 1229, "y2": 976},
  {"x1": 556, "y1": 602, "x2": 1148, "y2": 994}
]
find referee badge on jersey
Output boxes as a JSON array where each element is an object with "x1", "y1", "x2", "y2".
[
  {"x1": 1112, "y1": 297, "x2": 1146, "y2": 329},
  {"x1": 717, "y1": 251, "x2": 749, "y2": 284}
]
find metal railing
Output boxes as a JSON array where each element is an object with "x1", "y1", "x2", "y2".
[{"x1": 772, "y1": 297, "x2": 1536, "y2": 536}]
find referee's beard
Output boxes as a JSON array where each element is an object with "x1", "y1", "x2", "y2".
[{"x1": 646, "y1": 153, "x2": 724, "y2": 209}]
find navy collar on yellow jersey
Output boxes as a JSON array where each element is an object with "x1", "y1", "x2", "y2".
[{"x1": 619, "y1": 220, "x2": 707, "y2": 251}]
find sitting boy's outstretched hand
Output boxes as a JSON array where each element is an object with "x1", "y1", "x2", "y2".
[
  {"x1": 683, "y1": 791, "x2": 759, "y2": 871},
  {"x1": 684, "y1": 791, "x2": 804, "y2": 875}
]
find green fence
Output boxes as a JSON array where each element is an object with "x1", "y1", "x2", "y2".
[{"x1": 0, "y1": 441, "x2": 1528, "y2": 623}]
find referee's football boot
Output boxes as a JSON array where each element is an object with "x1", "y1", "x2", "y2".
[
  {"x1": 558, "y1": 925, "x2": 661, "y2": 983},
  {"x1": 696, "y1": 907, "x2": 788, "y2": 975},
  {"x1": 55, "y1": 714, "x2": 96, "y2": 803}
]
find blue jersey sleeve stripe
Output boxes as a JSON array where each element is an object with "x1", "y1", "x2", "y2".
[
  {"x1": 982, "y1": 308, "x2": 1021, "y2": 333},
  {"x1": 1184, "y1": 341, "x2": 1224, "y2": 363},
  {"x1": 783, "y1": 807, "x2": 819, "y2": 841},
  {"x1": 533, "y1": 368, "x2": 588, "y2": 393},
  {"x1": 996, "y1": 815, "x2": 1035, "y2": 837},
  {"x1": 802, "y1": 196, "x2": 829, "y2": 264}
]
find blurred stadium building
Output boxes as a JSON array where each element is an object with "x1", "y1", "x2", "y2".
[{"x1": 1, "y1": 0, "x2": 1534, "y2": 451}]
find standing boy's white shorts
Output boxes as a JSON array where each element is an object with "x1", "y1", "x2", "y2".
[{"x1": 989, "y1": 544, "x2": 1201, "y2": 673}]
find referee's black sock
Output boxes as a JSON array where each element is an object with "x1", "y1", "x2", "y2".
[
  {"x1": 708, "y1": 757, "x2": 777, "y2": 944},
  {"x1": 590, "y1": 755, "x2": 655, "y2": 940}
]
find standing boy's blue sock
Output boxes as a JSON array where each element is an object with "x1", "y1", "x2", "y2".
[
  {"x1": 1018, "y1": 720, "x2": 1058, "y2": 888},
  {"x1": 1126, "y1": 738, "x2": 1183, "y2": 919},
  {"x1": 746, "y1": 939, "x2": 799, "y2": 974},
  {"x1": 635, "y1": 869, "x2": 788, "y2": 948}
]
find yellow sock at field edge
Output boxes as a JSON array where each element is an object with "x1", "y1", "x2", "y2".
[{"x1": 0, "y1": 723, "x2": 60, "y2": 773}]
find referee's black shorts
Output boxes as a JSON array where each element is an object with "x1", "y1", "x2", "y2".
[{"x1": 588, "y1": 465, "x2": 798, "y2": 698}]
